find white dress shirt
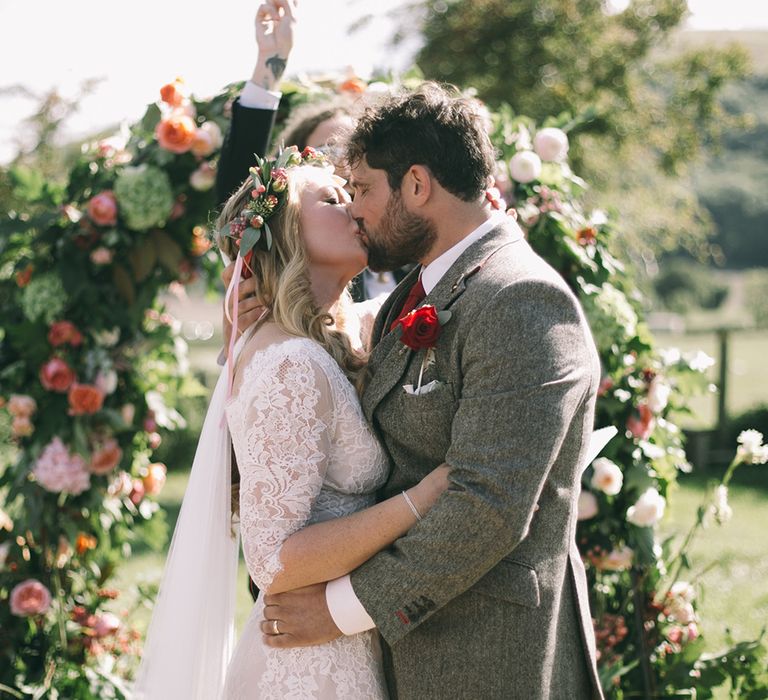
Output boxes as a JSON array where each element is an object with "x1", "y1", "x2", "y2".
[
  {"x1": 326, "y1": 210, "x2": 509, "y2": 635},
  {"x1": 239, "y1": 81, "x2": 282, "y2": 110}
]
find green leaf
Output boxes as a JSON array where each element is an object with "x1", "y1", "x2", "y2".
[
  {"x1": 264, "y1": 222, "x2": 273, "y2": 249},
  {"x1": 152, "y1": 230, "x2": 184, "y2": 274},
  {"x1": 112, "y1": 265, "x2": 135, "y2": 306},
  {"x1": 239, "y1": 227, "x2": 261, "y2": 256},
  {"x1": 140, "y1": 102, "x2": 162, "y2": 133},
  {"x1": 128, "y1": 240, "x2": 158, "y2": 282},
  {"x1": 437, "y1": 310, "x2": 452, "y2": 325}
]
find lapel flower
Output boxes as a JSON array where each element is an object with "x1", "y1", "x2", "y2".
[{"x1": 397, "y1": 305, "x2": 451, "y2": 394}]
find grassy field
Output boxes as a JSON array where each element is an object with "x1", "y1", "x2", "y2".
[{"x1": 654, "y1": 329, "x2": 768, "y2": 429}]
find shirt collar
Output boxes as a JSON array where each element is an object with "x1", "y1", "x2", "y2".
[{"x1": 420, "y1": 211, "x2": 507, "y2": 295}]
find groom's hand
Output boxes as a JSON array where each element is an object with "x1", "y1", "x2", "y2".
[{"x1": 261, "y1": 582, "x2": 343, "y2": 648}]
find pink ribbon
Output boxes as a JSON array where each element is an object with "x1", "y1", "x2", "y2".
[{"x1": 223, "y1": 254, "x2": 245, "y2": 405}]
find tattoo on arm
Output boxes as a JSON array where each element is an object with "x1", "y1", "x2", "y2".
[{"x1": 265, "y1": 55, "x2": 287, "y2": 82}]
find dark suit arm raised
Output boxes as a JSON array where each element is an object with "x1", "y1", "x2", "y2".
[
  {"x1": 350, "y1": 278, "x2": 597, "y2": 644},
  {"x1": 215, "y1": 99, "x2": 278, "y2": 205}
]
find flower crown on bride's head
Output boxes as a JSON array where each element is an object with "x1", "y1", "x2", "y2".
[{"x1": 220, "y1": 145, "x2": 331, "y2": 278}]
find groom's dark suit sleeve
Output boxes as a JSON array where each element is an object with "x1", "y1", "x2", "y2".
[
  {"x1": 215, "y1": 98, "x2": 278, "y2": 205},
  {"x1": 349, "y1": 276, "x2": 598, "y2": 645}
]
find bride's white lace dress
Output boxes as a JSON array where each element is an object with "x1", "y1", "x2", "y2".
[{"x1": 221, "y1": 306, "x2": 390, "y2": 699}]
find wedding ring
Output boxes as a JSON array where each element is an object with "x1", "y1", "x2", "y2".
[{"x1": 271, "y1": 619, "x2": 280, "y2": 635}]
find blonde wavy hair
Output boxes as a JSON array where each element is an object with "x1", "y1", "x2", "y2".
[{"x1": 216, "y1": 164, "x2": 367, "y2": 388}]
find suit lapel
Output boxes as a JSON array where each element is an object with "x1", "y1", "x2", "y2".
[{"x1": 363, "y1": 218, "x2": 523, "y2": 422}]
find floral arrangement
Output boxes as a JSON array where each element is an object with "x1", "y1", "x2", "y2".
[
  {"x1": 0, "y1": 77, "x2": 235, "y2": 697},
  {"x1": 489, "y1": 106, "x2": 768, "y2": 696},
  {"x1": 1, "y1": 69, "x2": 766, "y2": 697}
]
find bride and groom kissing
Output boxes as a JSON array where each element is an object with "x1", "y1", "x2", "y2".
[{"x1": 135, "y1": 82, "x2": 606, "y2": 700}]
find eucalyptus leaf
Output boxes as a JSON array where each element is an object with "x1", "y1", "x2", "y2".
[
  {"x1": 437, "y1": 310, "x2": 452, "y2": 325},
  {"x1": 240, "y1": 227, "x2": 261, "y2": 256},
  {"x1": 264, "y1": 222, "x2": 273, "y2": 250}
]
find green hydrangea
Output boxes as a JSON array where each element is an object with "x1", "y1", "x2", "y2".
[
  {"x1": 114, "y1": 164, "x2": 174, "y2": 231},
  {"x1": 20, "y1": 273, "x2": 67, "y2": 323},
  {"x1": 581, "y1": 281, "x2": 638, "y2": 350}
]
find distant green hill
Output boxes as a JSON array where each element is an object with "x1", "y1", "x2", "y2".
[{"x1": 675, "y1": 30, "x2": 768, "y2": 75}]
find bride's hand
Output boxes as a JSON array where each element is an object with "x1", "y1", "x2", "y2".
[
  {"x1": 221, "y1": 263, "x2": 268, "y2": 346},
  {"x1": 408, "y1": 464, "x2": 452, "y2": 518},
  {"x1": 252, "y1": 0, "x2": 297, "y2": 89}
]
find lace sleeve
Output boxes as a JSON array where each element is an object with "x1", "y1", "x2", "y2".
[{"x1": 230, "y1": 351, "x2": 334, "y2": 591}]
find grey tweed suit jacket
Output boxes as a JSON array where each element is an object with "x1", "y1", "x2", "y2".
[{"x1": 351, "y1": 219, "x2": 605, "y2": 700}]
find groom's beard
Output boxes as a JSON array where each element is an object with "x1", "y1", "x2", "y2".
[{"x1": 362, "y1": 192, "x2": 437, "y2": 272}]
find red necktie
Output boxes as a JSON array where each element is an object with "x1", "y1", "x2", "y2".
[{"x1": 390, "y1": 278, "x2": 426, "y2": 331}]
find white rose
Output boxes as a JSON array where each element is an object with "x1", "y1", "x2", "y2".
[
  {"x1": 627, "y1": 487, "x2": 666, "y2": 527},
  {"x1": 190, "y1": 162, "x2": 216, "y2": 192},
  {"x1": 706, "y1": 484, "x2": 733, "y2": 525},
  {"x1": 0, "y1": 542, "x2": 10, "y2": 570},
  {"x1": 577, "y1": 490, "x2": 599, "y2": 520},
  {"x1": 533, "y1": 127, "x2": 569, "y2": 162},
  {"x1": 590, "y1": 458, "x2": 623, "y2": 496},
  {"x1": 95, "y1": 369, "x2": 118, "y2": 395},
  {"x1": 667, "y1": 597, "x2": 696, "y2": 624},
  {"x1": 365, "y1": 81, "x2": 392, "y2": 94},
  {"x1": 93, "y1": 327, "x2": 120, "y2": 347},
  {"x1": 688, "y1": 350, "x2": 715, "y2": 372},
  {"x1": 509, "y1": 151, "x2": 542, "y2": 184},
  {"x1": 669, "y1": 581, "x2": 695, "y2": 604},
  {"x1": 736, "y1": 429, "x2": 768, "y2": 464},
  {"x1": 200, "y1": 121, "x2": 222, "y2": 149},
  {"x1": 647, "y1": 377, "x2": 672, "y2": 414}
]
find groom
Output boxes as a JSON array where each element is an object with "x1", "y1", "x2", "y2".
[{"x1": 255, "y1": 84, "x2": 604, "y2": 699}]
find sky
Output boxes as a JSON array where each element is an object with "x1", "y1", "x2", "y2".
[{"x1": 1, "y1": 0, "x2": 767, "y2": 164}]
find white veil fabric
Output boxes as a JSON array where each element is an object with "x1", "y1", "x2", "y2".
[{"x1": 132, "y1": 363, "x2": 240, "y2": 700}]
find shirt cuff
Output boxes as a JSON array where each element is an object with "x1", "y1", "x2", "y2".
[
  {"x1": 239, "y1": 81, "x2": 282, "y2": 110},
  {"x1": 326, "y1": 575, "x2": 376, "y2": 635}
]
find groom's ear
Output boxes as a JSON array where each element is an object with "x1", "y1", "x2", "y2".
[{"x1": 401, "y1": 165, "x2": 432, "y2": 208}]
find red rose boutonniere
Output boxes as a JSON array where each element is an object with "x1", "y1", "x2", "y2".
[{"x1": 396, "y1": 305, "x2": 452, "y2": 394}]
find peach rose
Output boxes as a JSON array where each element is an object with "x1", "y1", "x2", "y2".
[
  {"x1": 339, "y1": 77, "x2": 367, "y2": 94},
  {"x1": 10, "y1": 579, "x2": 52, "y2": 617},
  {"x1": 90, "y1": 439, "x2": 123, "y2": 475},
  {"x1": 75, "y1": 532, "x2": 97, "y2": 555},
  {"x1": 48, "y1": 321, "x2": 83, "y2": 347},
  {"x1": 87, "y1": 191, "x2": 118, "y2": 227},
  {"x1": 191, "y1": 121, "x2": 223, "y2": 157},
  {"x1": 68, "y1": 384, "x2": 105, "y2": 416},
  {"x1": 40, "y1": 358, "x2": 76, "y2": 393},
  {"x1": 8, "y1": 394, "x2": 36, "y2": 417},
  {"x1": 160, "y1": 79, "x2": 186, "y2": 107},
  {"x1": 627, "y1": 403, "x2": 655, "y2": 440},
  {"x1": 156, "y1": 114, "x2": 197, "y2": 154},
  {"x1": 191, "y1": 226, "x2": 212, "y2": 256},
  {"x1": 12, "y1": 416, "x2": 34, "y2": 438},
  {"x1": 129, "y1": 478, "x2": 146, "y2": 505},
  {"x1": 142, "y1": 462, "x2": 167, "y2": 495}
]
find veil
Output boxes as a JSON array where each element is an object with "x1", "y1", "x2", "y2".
[{"x1": 132, "y1": 362, "x2": 240, "y2": 699}]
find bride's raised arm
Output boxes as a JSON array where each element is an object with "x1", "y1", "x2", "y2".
[{"x1": 231, "y1": 349, "x2": 448, "y2": 596}]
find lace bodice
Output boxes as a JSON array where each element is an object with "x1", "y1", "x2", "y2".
[{"x1": 225, "y1": 336, "x2": 389, "y2": 592}]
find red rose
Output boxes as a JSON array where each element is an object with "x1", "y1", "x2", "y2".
[
  {"x1": 48, "y1": 321, "x2": 83, "y2": 347},
  {"x1": 40, "y1": 358, "x2": 76, "y2": 393},
  {"x1": 68, "y1": 384, "x2": 105, "y2": 416},
  {"x1": 397, "y1": 305, "x2": 442, "y2": 350}
]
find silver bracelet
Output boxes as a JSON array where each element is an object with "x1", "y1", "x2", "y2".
[{"x1": 402, "y1": 490, "x2": 423, "y2": 521}]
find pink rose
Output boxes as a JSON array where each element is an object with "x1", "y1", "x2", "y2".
[
  {"x1": 48, "y1": 321, "x2": 83, "y2": 347},
  {"x1": 627, "y1": 403, "x2": 655, "y2": 440},
  {"x1": 8, "y1": 394, "x2": 36, "y2": 417},
  {"x1": 33, "y1": 437, "x2": 91, "y2": 495},
  {"x1": 89, "y1": 439, "x2": 123, "y2": 475},
  {"x1": 92, "y1": 612, "x2": 121, "y2": 637},
  {"x1": 129, "y1": 478, "x2": 146, "y2": 505},
  {"x1": 577, "y1": 490, "x2": 599, "y2": 520},
  {"x1": 40, "y1": 358, "x2": 76, "y2": 393},
  {"x1": 90, "y1": 247, "x2": 114, "y2": 265},
  {"x1": 10, "y1": 579, "x2": 52, "y2": 617},
  {"x1": 189, "y1": 161, "x2": 217, "y2": 191},
  {"x1": 87, "y1": 191, "x2": 118, "y2": 227}
]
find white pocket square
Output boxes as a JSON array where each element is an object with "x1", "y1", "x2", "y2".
[{"x1": 403, "y1": 380, "x2": 442, "y2": 396}]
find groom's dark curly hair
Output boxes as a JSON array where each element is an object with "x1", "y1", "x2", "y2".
[{"x1": 346, "y1": 82, "x2": 496, "y2": 202}]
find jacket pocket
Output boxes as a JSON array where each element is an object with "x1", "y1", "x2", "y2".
[{"x1": 469, "y1": 559, "x2": 541, "y2": 608}]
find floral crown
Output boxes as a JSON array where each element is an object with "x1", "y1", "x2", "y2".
[{"x1": 220, "y1": 145, "x2": 330, "y2": 276}]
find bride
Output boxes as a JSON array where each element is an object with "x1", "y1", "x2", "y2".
[{"x1": 133, "y1": 148, "x2": 449, "y2": 699}]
